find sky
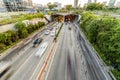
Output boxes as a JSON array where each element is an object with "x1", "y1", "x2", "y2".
[{"x1": 32, "y1": 0, "x2": 120, "y2": 7}]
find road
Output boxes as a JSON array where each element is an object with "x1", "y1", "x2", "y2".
[
  {"x1": 43, "y1": 23, "x2": 89, "y2": 80},
  {"x1": 5, "y1": 22, "x2": 61, "y2": 80},
  {"x1": 1, "y1": 22, "x2": 114, "y2": 80}
]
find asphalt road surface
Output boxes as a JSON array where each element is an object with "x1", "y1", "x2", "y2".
[
  {"x1": 6, "y1": 22, "x2": 61, "y2": 80},
  {"x1": 1, "y1": 22, "x2": 113, "y2": 80},
  {"x1": 44, "y1": 23, "x2": 89, "y2": 80}
]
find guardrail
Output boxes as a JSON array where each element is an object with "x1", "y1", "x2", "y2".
[{"x1": 73, "y1": 22, "x2": 116, "y2": 80}]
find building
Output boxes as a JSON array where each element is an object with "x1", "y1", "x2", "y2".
[
  {"x1": 74, "y1": 0, "x2": 78, "y2": 8},
  {"x1": 33, "y1": 3, "x2": 44, "y2": 10},
  {"x1": 53, "y1": 2, "x2": 61, "y2": 10},
  {"x1": 108, "y1": 0, "x2": 116, "y2": 8},
  {"x1": 0, "y1": 0, "x2": 6, "y2": 12},
  {"x1": 94, "y1": 0, "x2": 97, "y2": 3},
  {"x1": 102, "y1": 1, "x2": 107, "y2": 5},
  {"x1": 3, "y1": 0, "x2": 33, "y2": 12},
  {"x1": 87, "y1": 0, "x2": 92, "y2": 4},
  {"x1": 115, "y1": 1, "x2": 120, "y2": 8}
]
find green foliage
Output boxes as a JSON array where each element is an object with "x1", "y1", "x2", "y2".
[
  {"x1": 0, "y1": 43, "x2": 6, "y2": 52},
  {"x1": 14, "y1": 22, "x2": 28, "y2": 38},
  {"x1": 80, "y1": 12, "x2": 120, "y2": 79},
  {"x1": 48, "y1": 4, "x2": 57, "y2": 10},
  {"x1": 0, "y1": 21, "x2": 45, "y2": 53},
  {"x1": 86, "y1": 3, "x2": 106, "y2": 11},
  {"x1": 47, "y1": 11, "x2": 54, "y2": 15},
  {"x1": 0, "y1": 13, "x2": 44, "y2": 26},
  {"x1": 112, "y1": 69, "x2": 120, "y2": 80},
  {"x1": 66, "y1": 5, "x2": 73, "y2": 11},
  {"x1": 73, "y1": 10, "x2": 83, "y2": 14}
]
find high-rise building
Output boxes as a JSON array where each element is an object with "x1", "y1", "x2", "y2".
[
  {"x1": 53, "y1": 2, "x2": 61, "y2": 10},
  {"x1": 94, "y1": 0, "x2": 97, "y2": 3},
  {"x1": 116, "y1": 1, "x2": 120, "y2": 8},
  {"x1": 87, "y1": 0, "x2": 92, "y2": 4},
  {"x1": 108, "y1": 0, "x2": 116, "y2": 7},
  {"x1": 74, "y1": 0, "x2": 78, "y2": 8},
  {"x1": 3, "y1": 0, "x2": 33, "y2": 12},
  {"x1": 0, "y1": 0, "x2": 6, "y2": 12},
  {"x1": 102, "y1": 1, "x2": 107, "y2": 5}
]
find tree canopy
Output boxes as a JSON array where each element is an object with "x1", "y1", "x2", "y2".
[
  {"x1": 86, "y1": 3, "x2": 106, "y2": 10},
  {"x1": 65, "y1": 5, "x2": 73, "y2": 11},
  {"x1": 48, "y1": 4, "x2": 57, "y2": 10},
  {"x1": 80, "y1": 12, "x2": 120, "y2": 79}
]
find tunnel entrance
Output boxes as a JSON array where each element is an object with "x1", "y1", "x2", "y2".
[
  {"x1": 51, "y1": 14, "x2": 64, "y2": 22},
  {"x1": 51, "y1": 13, "x2": 79, "y2": 23},
  {"x1": 65, "y1": 14, "x2": 76, "y2": 22}
]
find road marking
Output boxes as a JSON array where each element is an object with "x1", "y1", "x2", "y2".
[
  {"x1": 9, "y1": 48, "x2": 38, "y2": 79},
  {"x1": 10, "y1": 34, "x2": 48, "y2": 79},
  {"x1": 37, "y1": 42, "x2": 56, "y2": 80},
  {"x1": 44, "y1": 40, "x2": 59, "y2": 80},
  {"x1": 29, "y1": 39, "x2": 53, "y2": 80}
]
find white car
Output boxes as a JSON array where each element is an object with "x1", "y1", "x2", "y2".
[
  {"x1": 45, "y1": 30, "x2": 50, "y2": 35},
  {"x1": 50, "y1": 31, "x2": 55, "y2": 37}
]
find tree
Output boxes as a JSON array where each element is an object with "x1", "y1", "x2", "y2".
[
  {"x1": 14, "y1": 22, "x2": 28, "y2": 38},
  {"x1": 86, "y1": 3, "x2": 106, "y2": 11},
  {"x1": 5, "y1": 30, "x2": 19, "y2": 42},
  {"x1": 48, "y1": 4, "x2": 57, "y2": 10},
  {"x1": 66, "y1": 5, "x2": 73, "y2": 11}
]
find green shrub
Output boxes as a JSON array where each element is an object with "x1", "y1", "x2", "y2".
[
  {"x1": 0, "y1": 13, "x2": 44, "y2": 26},
  {"x1": 80, "y1": 12, "x2": 120, "y2": 79}
]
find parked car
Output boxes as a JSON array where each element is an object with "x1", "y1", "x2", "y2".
[{"x1": 33, "y1": 38, "x2": 43, "y2": 47}]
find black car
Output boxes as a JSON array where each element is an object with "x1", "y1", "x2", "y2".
[{"x1": 33, "y1": 38, "x2": 43, "y2": 47}]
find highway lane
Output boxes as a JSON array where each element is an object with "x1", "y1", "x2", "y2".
[
  {"x1": 9, "y1": 34, "x2": 54, "y2": 80},
  {"x1": 44, "y1": 23, "x2": 67, "y2": 80},
  {"x1": 8, "y1": 22, "x2": 62, "y2": 80},
  {"x1": 10, "y1": 30, "x2": 47, "y2": 71},
  {"x1": 0, "y1": 22, "x2": 55, "y2": 61},
  {"x1": 45, "y1": 23, "x2": 88, "y2": 80},
  {"x1": 73, "y1": 23, "x2": 114, "y2": 80}
]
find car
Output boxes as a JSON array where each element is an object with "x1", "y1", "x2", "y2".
[
  {"x1": 56, "y1": 26, "x2": 59, "y2": 29},
  {"x1": 68, "y1": 26, "x2": 71, "y2": 30},
  {"x1": 45, "y1": 30, "x2": 50, "y2": 35},
  {"x1": 33, "y1": 38, "x2": 43, "y2": 47},
  {"x1": 50, "y1": 31, "x2": 55, "y2": 37},
  {"x1": 0, "y1": 61, "x2": 13, "y2": 80},
  {"x1": 49, "y1": 27, "x2": 53, "y2": 31}
]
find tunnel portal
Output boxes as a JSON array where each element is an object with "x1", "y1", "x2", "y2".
[{"x1": 51, "y1": 13, "x2": 79, "y2": 23}]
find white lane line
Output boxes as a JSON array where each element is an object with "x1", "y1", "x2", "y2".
[
  {"x1": 9, "y1": 48, "x2": 38, "y2": 79},
  {"x1": 29, "y1": 39, "x2": 53, "y2": 80},
  {"x1": 44, "y1": 30, "x2": 62, "y2": 80},
  {"x1": 44, "y1": 43, "x2": 58, "y2": 80},
  {"x1": 10, "y1": 35, "x2": 47, "y2": 79}
]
